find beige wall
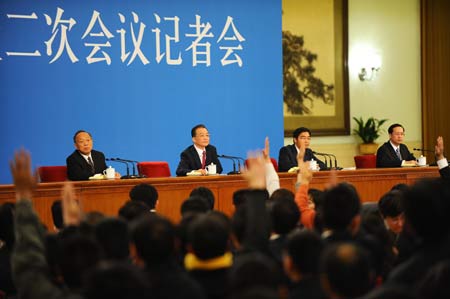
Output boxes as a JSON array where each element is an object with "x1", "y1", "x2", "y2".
[{"x1": 283, "y1": 0, "x2": 422, "y2": 168}]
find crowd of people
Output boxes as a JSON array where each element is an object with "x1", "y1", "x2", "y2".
[{"x1": 1, "y1": 134, "x2": 449, "y2": 299}]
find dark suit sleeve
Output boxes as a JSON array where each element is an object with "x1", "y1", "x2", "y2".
[
  {"x1": 93, "y1": 151, "x2": 107, "y2": 174},
  {"x1": 376, "y1": 144, "x2": 402, "y2": 168},
  {"x1": 439, "y1": 166, "x2": 450, "y2": 179},
  {"x1": 311, "y1": 153, "x2": 326, "y2": 170},
  {"x1": 208, "y1": 146, "x2": 223, "y2": 174},
  {"x1": 278, "y1": 146, "x2": 295, "y2": 172},
  {"x1": 401, "y1": 145, "x2": 416, "y2": 161},
  {"x1": 66, "y1": 153, "x2": 92, "y2": 181},
  {"x1": 176, "y1": 149, "x2": 195, "y2": 176}
]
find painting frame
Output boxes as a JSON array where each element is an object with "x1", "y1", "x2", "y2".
[{"x1": 283, "y1": 0, "x2": 349, "y2": 137}]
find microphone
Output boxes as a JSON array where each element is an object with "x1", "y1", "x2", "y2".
[
  {"x1": 413, "y1": 148, "x2": 435, "y2": 153},
  {"x1": 115, "y1": 158, "x2": 143, "y2": 178},
  {"x1": 218, "y1": 155, "x2": 239, "y2": 175},
  {"x1": 326, "y1": 153, "x2": 342, "y2": 170},
  {"x1": 107, "y1": 158, "x2": 132, "y2": 179},
  {"x1": 312, "y1": 151, "x2": 331, "y2": 170}
]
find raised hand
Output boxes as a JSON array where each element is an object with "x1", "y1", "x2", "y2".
[
  {"x1": 9, "y1": 148, "x2": 38, "y2": 201},
  {"x1": 262, "y1": 136, "x2": 271, "y2": 162},
  {"x1": 435, "y1": 136, "x2": 445, "y2": 160},
  {"x1": 61, "y1": 182, "x2": 83, "y2": 226},
  {"x1": 243, "y1": 150, "x2": 267, "y2": 189}
]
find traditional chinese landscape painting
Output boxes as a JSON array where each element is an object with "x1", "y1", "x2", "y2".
[{"x1": 283, "y1": 0, "x2": 349, "y2": 136}]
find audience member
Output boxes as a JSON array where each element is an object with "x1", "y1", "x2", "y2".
[
  {"x1": 130, "y1": 213, "x2": 206, "y2": 299},
  {"x1": 0, "y1": 203, "x2": 16, "y2": 297},
  {"x1": 190, "y1": 186, "x2": 215, "y2": 210},
  {"x1": 186, "y1": 212, "x2": 233, "y2": 299},
  {"x1": 376, "y1": 124, "x2": 416, "y2": 168},
  {"x1": 278, "y1": 127, "x2": 325, "y2": 172},
  {"x1": 180, "y1": 196, "x2": 210, "y2": 218},
  {"x1": 129, "y1": 183, "x2": 158, "y2": 211},
  {"x1": 51, "y1": 200, "x2": 64, "y2": 231},
  {"x1": 66, "y1": 130, "x2": 108, "y2": 181},
  {"x1": 320, "y1": 242, "x2": 374, "y2": 299},
  {"x1": 83, "y1": 261, "x2": 151, "y2": 299},
  {"x1": 94, "y1": 217, "x2": 130, "y2": 261},
  {"x1": 387, "y1": 177, "x2": 450, "y2": 288},
  {"x1": 118, "y1": 200, "x2": 150, "y2": 222},
  {"x1": 176, "y1": 124, "x2": 223, "y2": 176},
  {"x1": 283, "y1": 230, "x2": 326, "y2": 299}
]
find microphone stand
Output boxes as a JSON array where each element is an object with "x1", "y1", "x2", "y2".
[
  {"x1": 219, "y1": 155, "x2": 240, "y2": 175},
  {"x1": 116, "y1": 158, "x2": 145, "y2": 178},
  {"x1": 327, "y1": 153, "x2": 343, "y2": 170},
  {"x1": 108, "y1": 158, "x2": 132, "y2": 179}
]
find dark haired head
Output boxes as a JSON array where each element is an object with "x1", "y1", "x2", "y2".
[
  {"x1": 59, "y1": 234, "x2": 102, "y2": 289},
  {"x1": 378, "y1": 190, "x2": 403, "y2": 218},
  {"x1": 118, "y1": 200, "x2": 150, "y2": 222},
  {"x1": 191, "y1": 124, "x2": 207, "y2": 137},
  {"x1": 233, "y1": 188, "x2": 269, "y2": 208},
  {"x1": 285, "y1": 230, "x2": 323, "y2": 275},
  {"x1": 129, "y1": 183, "x2": 158, "y2": 209},
  {"x1": 51, "y1": 200, "x2": 64, "y2": 230},
  {"x1": 130, "y1": 213, "x2": 175, "y2": 266},
  {"x1": 230, "y1": 252, "x2": 280, "y2": 293},
  {"x1": 190, "y1": 186, "x2": 215, "y2": 210},
  {"x1": 95, "y1": 217, "x2": 130, "y2": 261},
  {"x1": 321, "y1": 242, "x2": 373, "y2": 298},
  {"x1": 308, "y1": 188, "x2": 324, "y2": 208},
  {"x1": 0, "y1": 202, "x2": 15, "y2": 249},
  {"x1": 270, "y1": 197, "x2": 300, "y2": 235},
  {"x1": 84, "y1": 261, "x2": 150, "y2": 299},
  {"x1": 322, "y1": 183, "x2": 361, "y2": 231},
  {"x1": 388, "y1": 123, "x2": 404, "y2": 134},
  {"x1": 73, "y1": 130, "x2": 91, "y2": 143},
  {"x1": 390, "y1": 183, "x2": 409, "y2": 194},
  {"x1": 402, "y1": 178, "x2": 450, "y2": 242},
  {"x1": 293, "y1": 127, "x2": 311, "y2": 139},
  {"x1": 188, "y1": 212, "x2": 230, "y2": 260},
  {"x1": 269, "y1": 188, "x2": 294, "y2": 202},
  {"x1": 180, "y1": 196, "x2": 209, "y2": 217}
]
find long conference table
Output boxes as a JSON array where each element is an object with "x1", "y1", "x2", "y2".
[{"x1": 0, "y1": 167, "x2": 440, "y2": 229}]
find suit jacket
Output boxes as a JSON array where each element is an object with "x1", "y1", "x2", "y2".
[
  {"x1": 278, "y1": 144, "x2": 326, "y2": 172},
  {"x1": 66, "y1": 149, "x2": 107, "y2": 181},
  {"x1": 376, "y1": 141, "x2": 415, "y2": 168},
  {"x1": 440, "y1": 165, "x2": 450, "y2": 180},
  {"x1": 176, "y1": 145, "x2": 223, "y2": 176}
]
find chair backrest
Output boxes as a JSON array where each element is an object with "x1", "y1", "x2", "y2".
[
  {"x1": 244, "y1": 157, "x2": 278, "y2": 172},
  {"x1": 137, "y1": 162, "x2": 171, "y2": 178},
  {"x1": 354, "y1": 155, "x2": 377, "y2": 169},
  {"x1": 38, "y1": 166, "x2": 68, "y2": 182}
]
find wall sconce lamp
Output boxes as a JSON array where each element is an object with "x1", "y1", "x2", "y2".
[
  {"x1": 359, "y1": 66, "x2": 380, "y2": 81},
  {"x1": 357, "y1": 51, "x2": 382, "y2": 82}
]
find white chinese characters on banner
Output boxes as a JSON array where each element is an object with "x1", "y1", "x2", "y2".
[{"x1": 2, "y1": 7, "x2": 246, "y2": 67}]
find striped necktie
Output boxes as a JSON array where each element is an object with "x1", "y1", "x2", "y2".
[
  {"x1": 201, "y1": 151, "x2": 206, "y2": 169},
  {"x1": 395, "y1": 148, "x2": 402, "y2": 160},
  {"x1": 87, "y1": 156, "x2": 95, "y2": 174}
]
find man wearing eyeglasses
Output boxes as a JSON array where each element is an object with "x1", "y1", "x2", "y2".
[
  {"x1": 376, "y1": 123, "x2": 416, "y2": 168},
  {"x1": 278, "y1": 127, "x2": 325, "y2": 172},
  {"x1": 176, "y1": 124, "x2": 223, "y2": 176}
]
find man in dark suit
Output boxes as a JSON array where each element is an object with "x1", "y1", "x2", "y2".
[
  {"x1": 66, "y1": 130, "x2": 108, "y2": 181},
  {"x1": 278, "y1": 127, "x2": 325, "y2": 172},
  {"x1": 376, "y1": 124, "x2": 416, "y2": 168},
  {"x1": 176, "y1": 124, "x2": 223, "y2": 176}
]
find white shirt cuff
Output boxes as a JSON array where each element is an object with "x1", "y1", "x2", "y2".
[{"x1": 437, "y1": 158, "x2": 448, "y2": 170}]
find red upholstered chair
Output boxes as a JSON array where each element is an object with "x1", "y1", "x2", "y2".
[
  {"x1": 245, "y1": 157, "x2": 279, "y2": 172},
  {"x1": 354, "y1": 155, "x2": 377, "y2": 169},
  {"x1": 38, "y1": 166, "x2": 68, "y2": 182},
  {"x1": 137, "y1": 162, "x2": 171, "y2": 178}
]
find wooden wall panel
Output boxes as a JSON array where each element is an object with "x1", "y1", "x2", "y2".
[{"x1": 421, "y1": 0, "x2": 450, "y2": 159}]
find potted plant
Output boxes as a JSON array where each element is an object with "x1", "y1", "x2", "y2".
[{"x1": 352, "y1": 116, "x2": 388, "y2": 154}]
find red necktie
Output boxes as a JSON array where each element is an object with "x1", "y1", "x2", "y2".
[{"x1": 201, "y1": 150, "x2": 206, "y2": 169}]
